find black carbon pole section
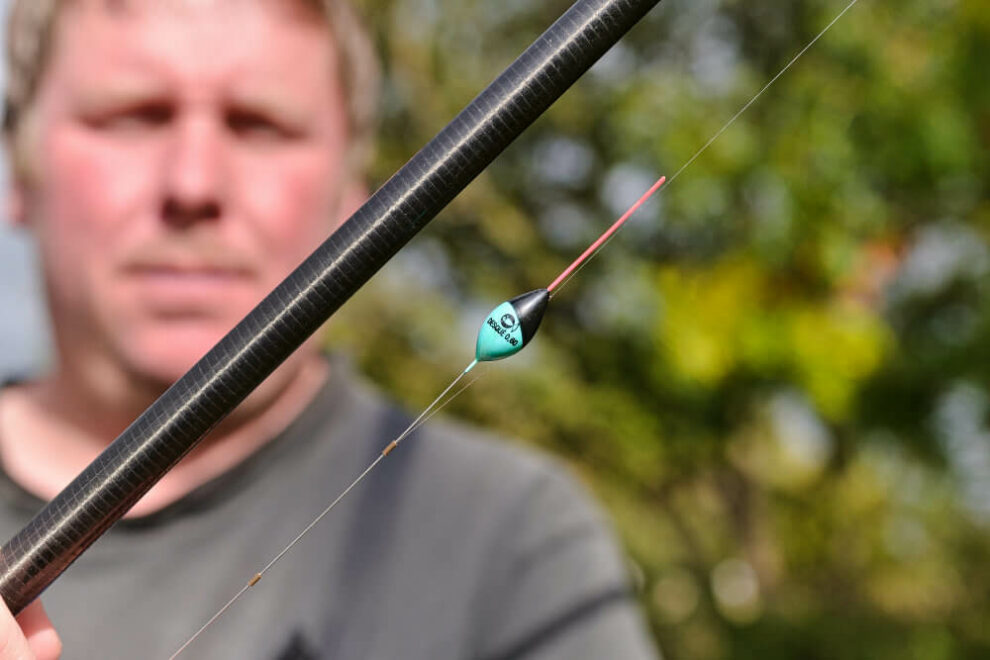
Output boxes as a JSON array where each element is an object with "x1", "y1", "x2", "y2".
[{"x1": 0, "y1": 0, "x2": 661, "y2": 614}]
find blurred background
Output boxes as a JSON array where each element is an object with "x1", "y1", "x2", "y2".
[{"x1": 2, "y1": 0, "x2": 988, "y2": 657}]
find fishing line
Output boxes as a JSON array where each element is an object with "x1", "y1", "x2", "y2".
[
  {"x1": 170, "y1": 366, "x2": 485, "y2": 659},
  {"x1": 170, "y1": 176, "x2": 669, "y2": 657},
  {"x1": 173, "y1": 0, "x2": 861, "y2": 654},
  {"x1": 550, "y1": 0, "x2": 862, "y2": 295}
]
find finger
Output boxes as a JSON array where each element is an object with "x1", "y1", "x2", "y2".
[
  {"x1": 15, "y1": 602, "x2": 61, "y2": 660},
  {"x1": 0, "y1": 597, "x2": 34, "y2": 660}
]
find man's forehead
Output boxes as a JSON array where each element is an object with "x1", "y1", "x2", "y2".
[
  {"x1": 54, "y1": 0, "x2": 334, "y2": 69},
  {"x1": 65, "y1": 0, "x2": 324, "y2": 22},
  {"x1": 44, "y1": 0, "x2": 341, "y2": 111}
]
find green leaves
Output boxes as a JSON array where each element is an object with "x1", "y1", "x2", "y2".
[{"x1": 332, "y1": 0, "x2": 990, "y2": 656}]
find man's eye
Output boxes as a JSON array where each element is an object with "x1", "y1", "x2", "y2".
[
  {"x1": 226, "y1": 110, "x2": 296, "y2": 141},
  {"x1": 88, "y1": 103, "x2": 173, "y2": 131}
]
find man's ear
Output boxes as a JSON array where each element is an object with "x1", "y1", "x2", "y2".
[
  {"x1": 5, "y1": 179, "x2": 28, "y2": 228},
  {"x1": 4, "y1": 131, "x2": 32, "y2": 229}
]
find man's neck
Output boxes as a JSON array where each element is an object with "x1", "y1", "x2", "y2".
[{"x1": 0, "y1": 356, "x2": 329, "y2": 518}]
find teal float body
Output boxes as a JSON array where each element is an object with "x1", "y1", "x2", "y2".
[{"x1": 475, "y1": 289, "x2": 550, "y2": 362}]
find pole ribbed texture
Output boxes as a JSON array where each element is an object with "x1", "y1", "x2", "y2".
[{"x1": 0, "y1": 0, "x2": 661, "y2": 613}]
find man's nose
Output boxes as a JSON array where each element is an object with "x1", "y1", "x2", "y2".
[{"x1": 162, "y1": 117, "x2": 226, "y2": 227}]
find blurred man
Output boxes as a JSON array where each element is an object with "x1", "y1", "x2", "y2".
[{"x1": 0, "y1": 0, "x2": 657, "y2": 657}]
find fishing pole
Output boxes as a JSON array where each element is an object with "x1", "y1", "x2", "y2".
[{"x1": 0, "y1": 0, "x2": 664, "y2": 616}]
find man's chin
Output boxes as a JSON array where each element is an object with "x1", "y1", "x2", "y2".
[
  {"x1": 118, "y1": 322, "x2": 239, "y2": 386},
  {"x1": 105, "y1": 320, "x2": 319, "y2": 429}
]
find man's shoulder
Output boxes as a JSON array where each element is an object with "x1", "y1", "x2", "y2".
[
  {"x1": 342, "y1": 378, "x2": 659, "y2": 660},
  {"x1": 413, "y1": 414, "x2": 567, "y2": 496}
]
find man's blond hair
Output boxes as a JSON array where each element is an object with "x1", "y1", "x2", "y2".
[{"x1": 2, "y1": 0, "x2": 381, "y2": 179}]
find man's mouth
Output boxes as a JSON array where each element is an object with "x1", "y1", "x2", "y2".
[
  {"x1": 122, "y1": 261, "x2": 256, "y2": 310},
  {"x1": 126, "y1": 263, "x2": 252, "y2": 281}
]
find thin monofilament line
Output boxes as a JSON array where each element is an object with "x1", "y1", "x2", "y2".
[
  {"x1": 551, "y1": 0, "x2": 861, "y2": 295},
  {"x1": 170, "y1": 362, "x2": 484, "y2": 659},
  {"x1": 665, "y1": 0, "x2": 860, "y2": 188},
  {"x1": 171, "y1": 2, "x2": 862, "y2": 654},
  {"x1": 254, "y1": 365, "x2": 484, "y2": 573}
]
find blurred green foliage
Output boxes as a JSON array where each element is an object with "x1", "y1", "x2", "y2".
[{"x1": 328, "y1": 0, "x2": 990, "y2": 657}]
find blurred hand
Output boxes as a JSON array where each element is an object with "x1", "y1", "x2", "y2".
[{"x1": 0, "y1": 600, "x2": 61, "y2": 659}]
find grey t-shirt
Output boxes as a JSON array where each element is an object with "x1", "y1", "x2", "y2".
[{"x1": 0, "y1": 360, "x2": 658, "y2": 659}]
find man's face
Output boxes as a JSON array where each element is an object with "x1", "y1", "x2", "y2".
[{"x1": 21, "y1": 1, "x2": 353, "y2": 387}]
